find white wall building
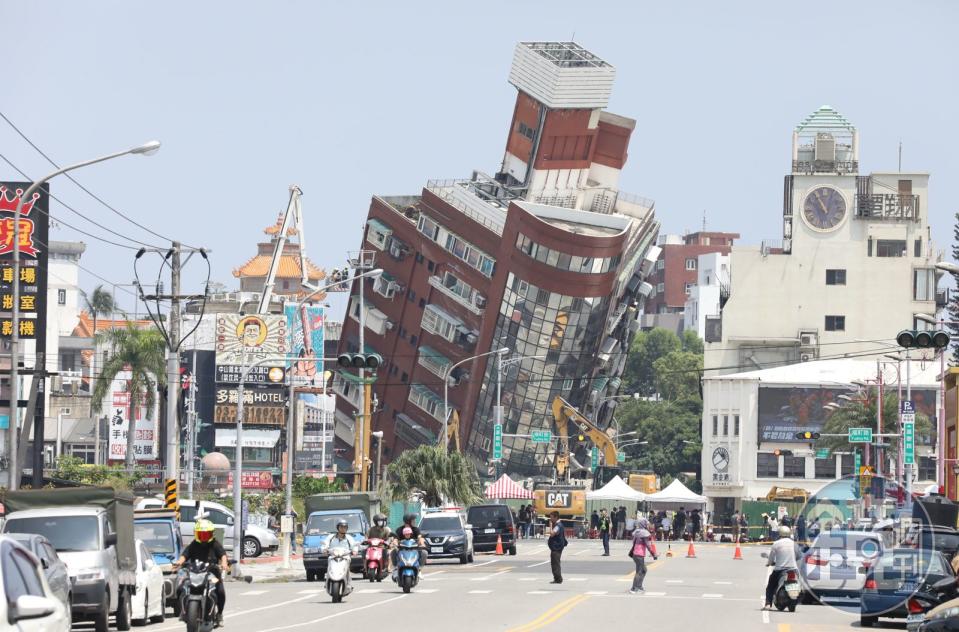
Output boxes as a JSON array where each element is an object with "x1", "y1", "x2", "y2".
[
  {"x1": 705, "y1": 106, "x2": 943, "y2": 374},
  {"x1": 684, "y1": 252, "x2": 729, "y2": 339},
  {"x1": 701, "y1": 358, "x2": 940, "y2": 519}
]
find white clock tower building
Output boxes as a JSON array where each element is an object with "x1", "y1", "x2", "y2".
[{"x1": 705, "y1": 105, "x2": 942, "y2": 373}]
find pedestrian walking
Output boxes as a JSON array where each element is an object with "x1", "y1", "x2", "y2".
[
  {"x1": 599, "y1": 508, "x2": 612, "y2": 555},
  {"x1": 590, "y1": 509, "x2": 600, "y2": 537},
  {"x1": 527, "y1": 505, "x2": 537, "y2": 538},
  {"x1": 690, "y1": 509, "x2": 702, "y2": 542},
  {"x1": 739, "y1": 512, "x2": 749, "y2": 542},
  {"x1": 517, "y1": 505, "x2": 530, "y2": 540},
  {"x1": 796, "y1": 514, "x2": 807, "y2": 543},
  {"x1": 731, "y1": 510, "x2": 741, "y2": 542},
  {"x1": 661, "y1": 513, "x2": 672, "y2": 540},
  {"x1": 547, "y1": 511, "x2": 567, "y2": 584},
  {"x1": 629, "y1": 517, "x2": 658, "y2": 594},
  {"x1": 617, "y1": 507, "x2": 628, "y2": 539},
  {"x1": 673, "y1": 508, "x2": 686, "y2": 541}
]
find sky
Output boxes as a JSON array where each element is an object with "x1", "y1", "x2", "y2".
[{"x1": 1, "y1": 1, "x2": 957, "y2": 320}]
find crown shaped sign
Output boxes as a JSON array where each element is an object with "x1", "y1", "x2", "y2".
[{"x1": 0, "y1": 185, "x2": 39, "y2": 216}]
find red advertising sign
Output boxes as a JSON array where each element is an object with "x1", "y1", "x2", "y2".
[{"x1": 226, "y1": 471, "x2": 274, "y2": 490}]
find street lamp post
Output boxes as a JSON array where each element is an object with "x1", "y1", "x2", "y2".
[
  {"x1": 442, "y1": 347, "x2": 510, "y2": 449},
  {"x1": 372, "y1": 430, "x2": 384, "y2": 489},
  {"x1": 7, "y1": 140, "x2": 160, "y2": 490}
]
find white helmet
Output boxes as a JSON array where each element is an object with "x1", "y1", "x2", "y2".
[{"x1": 779, "y1": 526, "x2": 792, "y2": 538}]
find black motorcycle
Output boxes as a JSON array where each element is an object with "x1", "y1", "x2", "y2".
[{"x1": 177, "y1": 559, "x2": 223, "y2": 632}]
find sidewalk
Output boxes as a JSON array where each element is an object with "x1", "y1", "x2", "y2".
[{"x1": 233, "y1": 558, "x2": 305, "y2": 583}]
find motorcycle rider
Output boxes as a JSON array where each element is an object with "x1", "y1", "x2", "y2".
[
  {"x1": 390, "y1": 514, "x2": 427, "y2": 574},
  {"x1": 173, "y1": 519, "x2": 229, "y2": 627},
  {"x1": 763, "y1": 525, "x2": 799, "y2": 610},
  {"x1": 326, "y1": 519, "x2": 357, "y2": 551},
  {"x1": 366, "y1": 513, "x2": 392, "y2": 571}
]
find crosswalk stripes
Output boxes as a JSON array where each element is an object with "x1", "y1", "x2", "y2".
[
  {"x1": 240, "y1": 590, "x2": 267, "y2": 596},
  {"x1": 468, "y1": 590, "x2": 492, "y2": 594},
  {"x1": 702, "y1": 593, "x2": 723, "y2": 599}
]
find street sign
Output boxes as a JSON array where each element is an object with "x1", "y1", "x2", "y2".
[
  {"x1": 901, "y1": 400, "x2": 916, "y2": 425},
  {"x1": 903, "y1": 420, "x2": 916, "y2": 466},
  {"x1": 590, "y1": 446, "x2": 599, "y2": 469},
  {"x1": 492, "y1": 423, "x2": 503, "y2": 460},
  {"x1": 816, "y1": 448, "x2": 830, "y2": 459},
  {"x1": 860, "y1": 465, "x2": 875, "y2": 496},
  {"x1": 530, "y1": 430, "x2": 552, "y2": 443},
  {"x1": 616, "y1": 451, "x2": 626, "y2": 462},
  {"x1": 854, "y1": 451, "x2": 861, "y2": 473},
  {"x1": 848, "y1": 427, "x2": 873, "y2": 443}
]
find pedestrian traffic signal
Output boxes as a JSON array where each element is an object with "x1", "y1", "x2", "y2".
[
  {"x1": 896, "y1": 329, "x2": 951, "y2": 349},
  {"x1": 773, "y1": 449, "x2": 793, "y2": 457},
  {"x1": 794, "y1": 431, "x2": 820, "y2": 441},
  {"x1": 337, "y1": 352, "x2": 383, "y2": 370}
]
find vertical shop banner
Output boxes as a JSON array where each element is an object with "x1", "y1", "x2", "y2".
[
  {"x1": 104, "y1": 372, "x2": 159, "y2": 462},
  {"x1": 285, "y1": 304, "x2": 325, "y2": 386}
]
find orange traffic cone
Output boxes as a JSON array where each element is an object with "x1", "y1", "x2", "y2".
[
  {"x1": 733, "y1": 537, "x2": 743, "y2": 560},
  {"x1": 665, "y1": 544, "x2": 674, "y2": 558},
  {"x1": 686, "y1": 538, "x2": 697, "y2": 558},
  {"x1": 495, "y1": 534, "x2": 504, "y2": 555}
]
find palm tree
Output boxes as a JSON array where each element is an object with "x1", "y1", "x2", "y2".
[
  {"x1": 381, "y1": 445, "x2": 481, "y2": 507},
  {"x1": 92, "y1": 324, "x2": 167, "y2": 469},
  {"x1": 819, "y1": 389, "x2": 932, "y2": 453},
  {"x1": 83, "y1": 285, "x2": 116, "y2": 333}
]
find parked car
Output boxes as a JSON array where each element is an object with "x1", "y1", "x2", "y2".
[
  {"x1": 466, "y1": 504, "x2": 516, "y2": 555},
  {"x1": 800, "y1": 529, "x2": 884, "y2": 603},
  {"x1": 131, "y1": 539, "x2": 166, "y2": 625},
  {"x1": 905, "y1": 525, "x2": 959, "y2": 560},
  {"x1": 861, "y1": 548, "x2": 957, "y2": 628},
  {"x1": 419, "y1": 511, "x2": 474, "y2": 564},
  {"x1": 137, "y1": 497, "x2": 279, "y2": 558},
  {"x1": 5, "y1": 533, "x2": 71, "y2": 611},
  {"x1": 303, "y1": 509, "x2": 368, "y2": 581},
  {"x1": 0, "y1": 535, "x2": 71, "y2": 632}
]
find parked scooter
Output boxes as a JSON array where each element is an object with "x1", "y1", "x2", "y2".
[
  {"x1": 394, "y1": 538, "x2": 423, "y2": 594},
  {"x1": 364, "y1": 538, "x2": 387, "y2": 582},
  {"x1": 325, "y1": 539, "x2": 355, "y2": 603}
]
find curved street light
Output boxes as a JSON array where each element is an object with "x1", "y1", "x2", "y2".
[
  {"x1": 442, "y1": 347, "x2": 510, "y2": 448},
  {"x1": 8, "y1": 140, "x2": 161, "y2": 490}
]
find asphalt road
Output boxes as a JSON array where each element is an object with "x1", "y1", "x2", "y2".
[{"x1": 82, "y1": 540, "x2": 860, "y2": 631}]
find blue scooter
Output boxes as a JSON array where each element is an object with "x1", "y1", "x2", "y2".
[{"x1": 394, "y1": 539, "x2": 423, "y2": 594}]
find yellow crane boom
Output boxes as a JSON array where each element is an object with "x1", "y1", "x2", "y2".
[{"x1": 551, "y1": 395, "x2": 619, "y2": 477}]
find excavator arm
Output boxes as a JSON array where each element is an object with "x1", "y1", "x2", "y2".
[{"x1": 551, "y1": 395, "x2": 619, "y2": 476}]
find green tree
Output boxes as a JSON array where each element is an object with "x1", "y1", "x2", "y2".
[
  {"x1": 623, "y1": 328, "x2": 681, "y2": 396},
  {"x1": 681, "y1": 330, "x2": 704, "y2": 355},
  {"x1": 615, "y1": 398, "x2": 701, "y2": 478},
  {"x1": 83, "y1": 285, "x2": 116, "y2": 334},
  {"x1": 292, "y1": 475, "x2": 348, "y2": 499},
  {"x1": 381, "y1": 445, "x2": 481, "y2": 507},
  {"x1": 818, "y1": 390, "x2": 932, "y2": 452},
  {"x1": 92, "y1": 324, "x2": 167, "y2": 469},
  {"x1": 52, "y1": 455, "x2": 144, "y2": 490},
  {"x1": 653, "y1": 350, "x2": 703, "y2": 401}
]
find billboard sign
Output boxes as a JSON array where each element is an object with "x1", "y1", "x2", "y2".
[
  {"x1": 214, "y1": 384, "x2": 287, "y2": 426},
  {"x1": 106, "y1": 376, "x2": 159, "y2": 461},
  {"x1": 285, "y1": 304, "x2": 325, "y2": 387},
  {"x1": 214, "y1": 314, "x2": 287, "y2": 367},
  {"x1": 757, "y1": 386, "x2": 838, "y2": 443}
]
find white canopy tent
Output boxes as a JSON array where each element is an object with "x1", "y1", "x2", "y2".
[
  {"x1": 645, "y1": 479, "x2": 707, "y2": 508},
  {"x1": 586, "y1": 476, "x2": 647, "y2": 502}
]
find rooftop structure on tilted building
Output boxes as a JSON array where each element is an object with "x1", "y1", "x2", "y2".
[{"x1": 233, "y1": 213, "x2": 325, "y2": 297}]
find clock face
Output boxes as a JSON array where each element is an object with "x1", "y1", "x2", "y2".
[
  {"x1": 803, "y1": 187, "x2": 846, "y2": 231},
  {"x1": 712, "y1": 447, "x2": 729, "y2": 473}
]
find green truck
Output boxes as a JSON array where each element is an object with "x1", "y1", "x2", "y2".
[{"x1": 2, "y1": 487, "x2": 137, "y2": 632}]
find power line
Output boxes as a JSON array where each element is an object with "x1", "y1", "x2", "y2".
[
  {"x1": 0, "y1": 151, "x2": 154, "y2": 250},
  {"x1": 0, "y1": 110, "x2": 197, "y2": 248}
]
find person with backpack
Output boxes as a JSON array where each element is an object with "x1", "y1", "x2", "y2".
[
  {"x1": 629, "y1": 517, "x2": 658, "y2": 594},
  {"x1": 547, "y1": 511, "x2": 567, "y2": 584}
]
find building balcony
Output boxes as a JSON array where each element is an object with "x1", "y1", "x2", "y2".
[
  {"x1": 427, "y1": 275, "x2": 485, "y2": 315},
  {"x1": 855, "y1": 193, "x2": 920, "y2": 221},
  {"x1": 332, "y1": 374, "x2": 363, "y2": 410},
  {"x1": 348, "y1": 295, "x2": 393, "y2": 336}
]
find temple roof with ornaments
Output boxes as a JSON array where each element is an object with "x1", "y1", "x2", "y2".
[{"x1": 232, "y1": 213, "x2": 324, "y2": 282}]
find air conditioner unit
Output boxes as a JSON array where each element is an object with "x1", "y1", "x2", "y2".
[
  {"x1": 385, "y1": 320, "x2": 395, "y2": 331},
  {"x1": 638, "y1": 282, "x2": 653, "y2": 298},
  {"x1": 799, "y1": 331, "x2": 818, "y2": 348},
  {"x1": 474, "y1": 294, "x2": 487, "y2": 309},
  {"x1": 388, "y1": 281, "x2": 402, "y2": 294},
  {"x1": 466, "y1": 333, "x2": 478, "y2": 344},
  {"x1": 389, "y1": 240, "x2": 409, "y2": 259},
  {"x1": 800, "y1": 353, "x2": 815, "y2": 363}
]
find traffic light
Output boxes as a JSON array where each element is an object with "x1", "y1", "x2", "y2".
[
  {"x1": 773, "y1": 449, "x2": 793, "y2": 457},
  {"x1": 577, "y1": 433, "x2": 586, "y2": 442},
  {"x1": 337, "y1": 352, "x2": 383, "y2": 370},
  {"x1": 794, "y1": 431, "x2": 821, "y2": 441},
  {"x1": 896, "y1": 329, "x2": 951, "y2": 349}
]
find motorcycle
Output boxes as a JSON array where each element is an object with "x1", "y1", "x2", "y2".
[
  {"x1": 363, "y1": 538, "x2": 387, "y2": 582},
  {"x1": 325, "y1": 540, "x2": 356, "y2": 603},
  {"x1": 761, "y1": 553, "x2": 800, "y2": 612},
  {"x1": 394, "y1": 539, "x2": 423, "y2": 594},
  {"x1": 177, "y1": 559, "x2": 222, "y2": 632}
]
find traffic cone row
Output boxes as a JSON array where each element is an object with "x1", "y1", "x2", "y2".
[
  {"x1": 495, "y1": 534, "x2": 504, "y2": 555},
  {"x1": 665, "y1": 544, "x2": 673, "y2": 557},
  {"x1": 686, "y1": 538, "x2": 697, "y2": 558}
]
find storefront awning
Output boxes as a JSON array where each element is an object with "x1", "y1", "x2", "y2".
[{"x1": 214, "y1": 429, "x2": 281, "y2": 449}]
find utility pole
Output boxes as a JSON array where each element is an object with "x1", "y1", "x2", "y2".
[
  {"x1": 167, "y1": 242, "x2": 181, "y2": 481},
  {"x1": 187, "y1": 349, "x2": 198, "y2": 499}
]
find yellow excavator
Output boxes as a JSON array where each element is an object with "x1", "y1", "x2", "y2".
[{"x1": 550, "y1": 395, "x2": 619, "y2": 479}]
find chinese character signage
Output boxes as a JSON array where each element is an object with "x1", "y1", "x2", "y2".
[
  {"x1": 215, "y1": 364, "x2": 285, "y2": 384},
  {"x1": 285, "y1": 304, "x2": 325, "y2": 386},
  {"x1": 214, "y1": 314, "x2": 287, "y2": 367},
  {"x1": 0, "y1": 183, "x2": 48, "y2": 343},
  {"x1": 105, "y1": 376, "x2": 159, "y2": 461},
  {"x1": 226, "y1": 470, "x2": 274, "y2": 490},
  {"x1": 213, "y1": 384, "x2": 287, "y2": 426}
]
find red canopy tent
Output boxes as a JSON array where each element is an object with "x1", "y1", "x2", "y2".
[{"x1": 484, "y1": 474, "x2": 533, "y2": 500}]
